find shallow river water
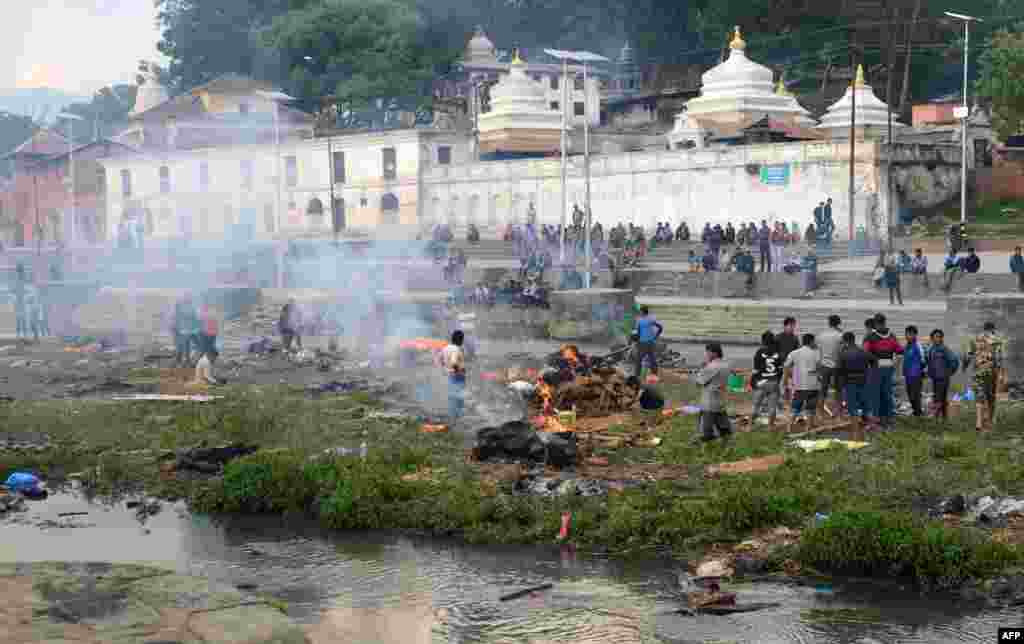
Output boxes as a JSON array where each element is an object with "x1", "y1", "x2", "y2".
[{"x1": 1, "y1": 488, "x2": 1019, "y2": 643}]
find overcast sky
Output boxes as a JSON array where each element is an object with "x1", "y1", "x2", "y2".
[{"x1": 7, "y1": 0, "x2": 163, "y2": 95}]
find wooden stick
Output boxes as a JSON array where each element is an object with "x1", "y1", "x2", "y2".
[{"x1": 499, "y1": 583, "x2": 554, "y2": 601}]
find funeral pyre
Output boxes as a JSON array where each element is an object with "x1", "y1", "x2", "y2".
[{"x1": 531, "y1": 344, "x2": 641, "y2": 422}]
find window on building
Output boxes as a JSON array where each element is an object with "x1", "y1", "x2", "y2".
[
  {"x1": 239, "y1": 102, "x2": 250, "y2": 115},
  {"x1": 159, "y1": 166, "x2": 170, "y2": 193},
  {"x1": 550, "y1": 101, "x2": 560, "y2": 111},
  {"x1": 284, "y1": 156, "x2": 298, "y2": 187},
  {"x1": 549, "y1": 75, "x2": 559, "y2": 90},
  {"x1": 199, "y1": 162, "x2": 210, "y2": 191},
  {"x1": 438, "y1": 146, "x2": 452, "y2": 165},
  {"x1": 121, "y1": 169, "x2": 132, "y2": 198},
  {"x1": 382, "y1": 147, "x2": 396, "y2": 180},
  {"x1": 574, "y1": 102, "x2": 585, "y2": 116},
  {"x1": 332, "y1": 151, "x2": 345, "y2": 183},
  {"x1": 241, "y1": 160, "x2": 254, "y2": 190},
  {"x1": 574, "y1": 75, "x2": 584, "y2": 90}
]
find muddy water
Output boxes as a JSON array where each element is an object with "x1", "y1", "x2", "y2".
[{"x1": 0, "y1": 487, "x2": 1017, "y2": 643}]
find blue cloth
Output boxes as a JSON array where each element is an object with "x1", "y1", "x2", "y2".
[
  {"x1": 903, "y1": 342, "x2": 924, "y2": 381},
  {"x1": 1011, "y1": 255, "x2": 1024, "y2": 274},
  {"x1": 876, "y1": 367, "x2": 896, "y2": 419},
  {"x1": 844, "y1": 383, "x2": 868, "y2": 417},
  {"x1": 897, "y1": 255, "x2": 912, "y2": 273},
  {"x1": 448, "y1": 374, "x2": 466, "y2": 420},
  {"x1": 636, "y1": 316, "x2": 660, "y2": 343},
  {"x1": 5, "y1": 472, "x2": 41, "y2": 493}
]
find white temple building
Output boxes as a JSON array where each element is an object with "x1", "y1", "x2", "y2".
[
  {"x1": 817, "y1": 65, "x2": 907, "y2": 139},
  {"x1": 667, "y1": 27, "x2": 815, "y2": 149},
  {"x1": 477, "y1": 49, "x2": 564, "y2": 155}
]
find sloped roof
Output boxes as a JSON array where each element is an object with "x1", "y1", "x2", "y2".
[{"x1": 2, "y1": 128, "x2": 69, "y2": 159}]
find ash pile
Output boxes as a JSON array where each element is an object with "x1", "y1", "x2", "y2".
[{"x1": 533, "y1": 344, "x2": 641, "y2": 417}]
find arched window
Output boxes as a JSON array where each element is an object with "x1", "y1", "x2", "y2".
[
  {"x1": 307, "y1": 197, "x2": 324, "y2": 216},
  {"x1": 159, "y1": 166, "x2": 170, "y2": 193},
  {"x1": 381, "y1": 192, "x2": 399, "y2": 224}
]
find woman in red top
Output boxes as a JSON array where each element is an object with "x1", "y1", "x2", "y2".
[{"x1": 197, "y1": 303, "x2": 219, "y2": 360}]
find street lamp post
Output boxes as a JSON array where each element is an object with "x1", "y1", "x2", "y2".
[
  {"x1": 945, "y1": 11, "x2": 983, "y2": 232},
  {"x1": 57, "y1": 112, "x2": 84, "y2": 248},
  {"x1": 544, "y1": 49, "x2": 609, "y2": 285}
]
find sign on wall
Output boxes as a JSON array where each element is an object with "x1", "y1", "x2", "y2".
[{"x1": 760, "y1": 164, "x2": 790, "y2": 186}]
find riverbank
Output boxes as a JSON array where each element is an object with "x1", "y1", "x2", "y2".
[{"x1": 4, "y1": 381, "x2": 1024, "y2": 594}]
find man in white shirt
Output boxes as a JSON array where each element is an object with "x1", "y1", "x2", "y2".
[{"x1": 442, "y1": 330, "x2": 467, "y2": 422}]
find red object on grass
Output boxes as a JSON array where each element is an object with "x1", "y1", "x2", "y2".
[{"x1": 558, "y1": 512, "x2": 571, "y2": 539}]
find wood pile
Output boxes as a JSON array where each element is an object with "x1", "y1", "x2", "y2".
[{"x1": 533, "y1": 367, "x2": 639, "y2": 417}]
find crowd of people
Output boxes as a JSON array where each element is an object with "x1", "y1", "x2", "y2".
[{"x1": 737, "y1": 313, "x2": 1004, "y2": 438}]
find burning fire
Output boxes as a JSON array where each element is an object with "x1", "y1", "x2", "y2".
[
  {"x1": 560, "y1": 344, "x2": 580, "y2": 369},
  {"x1": 537, "y1": 378, "x2": 555, "y2": 415}
]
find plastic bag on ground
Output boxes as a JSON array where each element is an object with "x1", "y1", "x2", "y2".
[{"x1": 5, "y1": 472, "x2": 41, "y2": 493}]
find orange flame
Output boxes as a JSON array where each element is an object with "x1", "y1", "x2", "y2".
[
  {"x1": 560, "y1": 344, "x2": 580, "y2": 368},
  {"x1": 537, "y1": 378, "x2": 555, "y2": 415}
]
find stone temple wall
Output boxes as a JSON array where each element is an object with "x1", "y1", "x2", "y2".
[
  {"x1": 945, "y1": 294, "x2": 1024, "y2": 395},
  {"x1": 422, "y1": 141, "x2": 961, "y2": 240}
]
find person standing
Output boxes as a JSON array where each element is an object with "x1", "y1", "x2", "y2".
[
  {"x1": 911, "y1": 248, "x2": 929, "y2": 288},
  {"x1": 837, "y1": 331, "x2": 877, "y2": 436},
  {"x1": 863, "y1": 313, "x2": 903, "y2": 430},
  {"x1": 633, "y1": 306, "x2": 663, "y2": 381},
  {"x1": 924, "y1": 329, "x2": 959, "y2": 419},
  {"x1": 902, "y1": 325, "x2": 925, "y2": 417},
  {"x1": 771, "y1": 223, "x2": 786, "y2": 273},
  {"x1": 693, "y1": 342, "x2": 733, "y2": 443},
  {"x1": 1010, "y1": 246, "x2": 1024, "y2": 293},
  {"x1": 173, "y1": 293, "x2": 198, "y2": 366},
  {"x1": 783, "y1": 333, "x2": 821, "y2": 428},
  {"x1": 751, "y1": 332, "x2": 782, "y2": 428},
  {"x1": 196, "y1": 301, "x2": 220, "y2": 364},
  {"x1": 442, "y1": 330, "x2": 467, "y2": 424},
  {"x1": 883, "y1": 255, "x2": 903, "y2": 306},
  {"x1": 776, "y1": 317, "x2": 799, "y2": 364},
  {"x1": 12, "y1": 263, "x2": 27, "y2": 340},
  {"x1": 817, "y1": 315, "x2": 843, "y2": 417},
  {"x1": 279, "y1": 299, "x2": 303, "y2": 352},
  {"x1": 757, "y1": 220, "x2": 772, "y2": 273},
  {"x1": 965, "y1": 321, "x2": 1006, "y2": 432}
]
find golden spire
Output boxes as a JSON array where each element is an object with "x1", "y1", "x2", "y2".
[
  {"x1": 852, "y1": 64, "x2": 865, "y2": 89},
  {"x1": 775, "y1": 76, "x2": 793, "y2": 97},
  {"x1": 730, "y1": 26, "x2": 746, "y2": 51},
  {"x1": 511, "y1": 47, "x2": 524, "y2": 65}
]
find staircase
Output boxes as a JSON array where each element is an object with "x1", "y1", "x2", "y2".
[{"x1": 644, "y1": 300, "x2": 947, "y2": 345}]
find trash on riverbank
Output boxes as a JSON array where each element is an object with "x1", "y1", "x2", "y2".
[
  {"x1": 420, "y1": 423, "x2": 449, "y2": 434},
  {"x1": 171, "y1": 444, "x2": 259, "y2": 475},
  {"x1": 111, "y1": 394, "x2": 221, "y2": 402},
  {"x1": 499, "y1": 583, "x2": 554, "y2": 601},
  {"x1": 5, "y1": 472, "x2": 41, "y2": 493},
  {"x1": 790, "y1": 439, "x2": 868, "y2": 453},
  {"x1": 705, "y1": 455, "x2": 785, "y2": 477}
]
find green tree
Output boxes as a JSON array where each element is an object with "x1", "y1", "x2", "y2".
[
  {"x1": 62, "y1": 84, "x2": 138, "y2": 143},
  {"x1": 977, "y1": 26, "x2": 1024, "y2": 140},
  {"x1": 266, "y1": 0, "x2": 458, "y2": 109}
]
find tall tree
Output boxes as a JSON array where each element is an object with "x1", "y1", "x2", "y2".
[
  {"x1": 266, "y1": 0, "x2": 459, "y2": 110},
  {"x1": 61, "y1": 85, "x2": 138, "y2": 143},
  {"x1": 976, "y1": 25, "x2": 1024, "y2": 140}
]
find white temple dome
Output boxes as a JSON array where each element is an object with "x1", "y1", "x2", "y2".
[
  {"x1": 681, "y1": 27, "x2": 815, "y2": 127},
  {"x1": 700, "y1": 27, "x2": 774, "y2": 97},
  {"x1": 488, "y1": 50, "x2": 547, "y2": 107},
  {"x1": 465, "y1": 26, "x2": 497, "y2": 65},
  {"x1": 131, "y1": 63, "x2": 169, "y2": 116},
  {"x1": 478, "y1": 49, "x2": 562, "y2": 155},
  {"x1": 817, "y1": 65, "x2": 906, "y2": 137}
]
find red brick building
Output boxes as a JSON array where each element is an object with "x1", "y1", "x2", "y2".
[{"x1": 0, "y1": 130, "x2": 132, "y2": 248}]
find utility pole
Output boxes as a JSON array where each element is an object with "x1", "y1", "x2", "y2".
[
  {"x1": 848, "y1": 43, "x2": 857, "y2": 258},
  {"x1": 886, "y1": 61, "x2": 895, "y2": 252}
]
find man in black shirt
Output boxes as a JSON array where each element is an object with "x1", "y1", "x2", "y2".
[
  {"x1": 838, "y1": 331, "x2": 877, "y2": 438},
  {"x1": 751, "y1": 331, "x2": 782, "y2": 428},
  {"x1": 775, "y1": 317, "x2": 799, "y2": 414}
]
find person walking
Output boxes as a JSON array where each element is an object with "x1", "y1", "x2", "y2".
[
  {"x1": 817, "y1": 315, "x2": 843, "y2": 417},
  {"x1": 863, "y1": 313, "x2": 903, "y2": 430},
  {"x1": 1010, "y1": 246, "x2": 1024, "y2": 293},
  {"x1": 633, "y1": 306, "x2": 663, "y2": 381},
  {"x1": 442, "y1": 330, "x2": 467, "y2": 424},
  {"x1": 751, "y1": 331, "x2": 782, "y2": 428},
  {"x1": 924, "y1": 329, "x2": 959, "y2": 419},
  {"x1": 902, "y1": 325, "x2": 925, "y2": 417},
  {"x1": 883, "y1": 254, "x2": 903, "y2": 305},
  {"x1": 837, "y1": 331, "x2": 877, "y2": 438},
  {"x1": 693, "y1": 342, "x2": 733, "y2": 443},
  {"x1": 965, "y1": 321, "x2": 1006, "y2": 432},
  {"x1": 783, "y1": 333, "x2": 821, "y2": 429}
]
